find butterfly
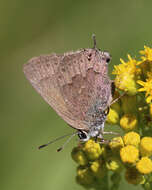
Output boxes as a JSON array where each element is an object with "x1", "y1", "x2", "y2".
[{"x1": 23, "y1": 35, "x2": 115, "y2": 150}]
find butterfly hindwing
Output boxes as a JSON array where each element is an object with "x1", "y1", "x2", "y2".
[{"x1": 23, "y1": 49, "x2": 112, "y2": 131}]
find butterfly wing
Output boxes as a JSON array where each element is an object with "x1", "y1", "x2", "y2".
[{"x1": 23, "y1": 49, "x2": 112, "y2": 131}]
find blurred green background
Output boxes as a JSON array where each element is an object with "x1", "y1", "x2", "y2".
[{"x1": 1, "y1": 0, "x2": 151, "y2": 189}]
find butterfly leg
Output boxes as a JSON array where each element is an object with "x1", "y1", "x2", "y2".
[
  {"x1": 110, "y1": 92, "x2": 126, "y2": 106},
  {"x1": 99, "y1": 137, "x2": 122, "y2": 144},
  {"x1": 102, "y1": 131, "x2": 119, "y2": 135},
  {"x1": 98, "y1": 138, "x2": 111, "y2": 144},
  {"x1": 99, "y1": 121, "x2": 119, "y2": 141}
]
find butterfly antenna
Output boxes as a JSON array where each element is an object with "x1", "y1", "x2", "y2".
[
  {"x1": 57, "y1": 132, "x2": 78, "y2": 152},
  {"x1": 92, "y1": 34, "x2": 97, "y2": 49},
  {"x1": 38, "y1": 132, "x2": 77, "y2": 150}
]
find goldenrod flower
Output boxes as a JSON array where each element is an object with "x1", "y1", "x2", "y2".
[
  {"x1": 114, "y1": 73, "x2": 138, "y2": 95},
  {"x1": 140, "y1": 137, "x2": 152, "y2": 157},
  {"x1": 106, "y1": 157, "x2": 123, "y2": 172},
  {"x1": 76, "y1": 166, "x2": 94, "y2": 186},
  {"x1": 113, "y1": 55, "x2": 139, "y2": 95},
  {"x1": 137, "y1": 74, "x2": 152, "y2": 103},
  {"x1": 109, "y1": 136, "x2": 124, "y2": 152},
  {"x1": 106, "y1": 108, "x2": 119, "y2": 124},
  {"x1": 90, "y1": 160, "x2": 106, "y2": 178},
  {"x1": 139, "y1": 46, "x2": 152, "y2": 63},
  {"x1": 123, "y1": 132, "x2": 140, "y2": 147},
  {"x1": 113, "y1": 55, "x2": 138, "y2": 75},
  {"x1": 136, "y1": 157, "x2": 152, "y2": 174},
  {"x1": 120, "y1": 145, "x2": 139, "y2": 164},
  {"x1": 83, "y1": 140, "x2": 102, "y2": 160},
  {"x1": 71, "y1": 147, "x2": 88, "y2": 166},
  {"x1": 120, "y1": 114, "x2": 138, "y2": 131},
  {"x1": 125, "y1": 167, "x2": 145, "y2": 185},
  {"x1": 72, "y1": 46, "x2": 152, "y2": 189},
  {"x1": 137, "y1": 45, "x2": 152, "y2": 76}
]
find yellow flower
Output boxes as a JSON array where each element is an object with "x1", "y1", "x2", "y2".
[
  {"x1": 137, "y1": 74, "x2": 152, "y2": 104},
  {"x1": 140, "y1": 137, "x2": 152, "y2": 157},
  {"x1": 136, "y1": 157, "x2": 152, "y2": 174},
  {"x1": 112, "y1": 55, "x2": 140, "y2": 95},
  {"x1": 90, "y1": 160, "x2": 106, "y2": 178},
  {"x1": 83, "y1": 139, "x2": 102, "y2": 160},
  {"x1": 106, "y1": 157, "x2": 123, "y2": 172},
  {"x1": 106, "y1": 108, "x2": 119, "y2": 124},
  {"x1": 125, "y1": 167, "x2": 145, "y2": 185},
  {"x1": 139, "y1": 46, "x2": 152, "y2": 63},
  {"x1": 71, "y1": 147, "x2": 88, "y2": 166},
  {"x1": 120, "y1": 145, "x2": 139, "y2": 164},
  {"x1": 120, "y1": 114, "x2": 138, "y2": 131},
  {"x1": 123, "y1": 132, "x2": 140, "y2": 147},
  {"x1": 109, "y1": 136, "x2": 124, "y2": 152},
  {"x1": 113, "y1": 55, "x2": 138, "y2": 75},
  {"x1": 138, "y1": 45, "x2": 152, "y2": 76},
  {"x1": 76, "y1": 166, "x2": 94, "y2": 185},
  {"x1": 114, "y1": 73, "x2": 138, "y2": 95}
]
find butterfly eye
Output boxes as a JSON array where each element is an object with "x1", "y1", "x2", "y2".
[
  {"x1": 106, "y1": 57, "x2": 111, "y2": 63},
  {"x1": 103, "y1": 51, "x2": 111, "y2": 63}
]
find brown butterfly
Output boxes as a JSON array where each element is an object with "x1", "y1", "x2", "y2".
[{"x1": 23, "y1": 35, "x2": 115, "y2": 151}]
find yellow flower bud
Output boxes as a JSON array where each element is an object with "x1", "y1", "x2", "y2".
[
  {"x1": 120, "y1": 145, "x2": 139, "y2": 164},
  {"x1": 99, "y1": 145, "x2": 107, "y2": 158},
  {"x1": 125, "y1": 167, "x2": 145, "y2": 185},
  {"x1": 106, "y1": 157, "x2": 123, "y2": 172},
  {"x1": 83, "y1": 140, "x2": 102, "y2": 160},
  {"x1": 106, "y1": 108, "x2": 119, "y2": 124},
  {"x1": 76, "y1": 166, "x2": 94, "y2": 185},
  {"x1": 123, "y1": 132, "x2": 140, "y2": 147},
  {"x1": 140, "y1": 137, "x2": 152, "y2": 157},
  {"x1": 90, "y1": 160, "x2": 106, "y2": 178},
  {"x1": 120, "y1": 114, "x2": 138, "y2": 131},
  {"x1": 109, "y1": 136, "x2": 124, "y2": 153},
  {"x1": 71, "y1": 147, "x2": 88, "y2": 166},
  {"x1": 144, "y1": 182, "x2": 151, "y2": 190},
  {"x1": 136, "y1": 157, "x2": 152, "y2": 174},
  {"x1": 114, "y1": 73, "x2": 138, "y2": 95}
]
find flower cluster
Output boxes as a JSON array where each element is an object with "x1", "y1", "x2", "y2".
[
  {"x1": 72, "y1": 133, "x2": 152, "y2": 189},
  {"x1": 71, "y1": 46, "x2": 152, "y2": 190}
]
